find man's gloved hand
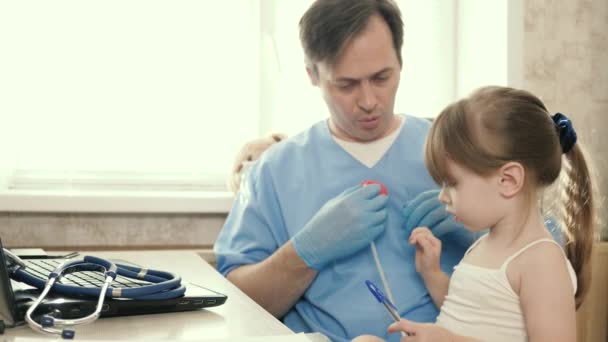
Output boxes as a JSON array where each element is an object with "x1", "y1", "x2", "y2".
[
  {"x1": 402, "y1": 190, "x2": 564, "y2": 247},
  {"x1": 402, "y1": 189, "x2": 463, "y2": 238},
  {"x1": 292, "y1": 184, "x2": 388, "y2": 270}
]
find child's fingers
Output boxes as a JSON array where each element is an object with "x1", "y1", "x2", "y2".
[
  {"x1": 409, "y1": 233, "x2": 429, "y2": 247},
  {"x1": 414, "y1": 235, "x2": 434, "y2": 252},
  {"x1": 387, "y1": 319, "x2": 417, "y2": 335},
  {"x1": 409, "y1": 227, "x2": 432, "y2": 244},
  {"x1": 425, "y1": 234, "x2": 441, "y2": 250},
  {"x1": 411, "y1": 226, "x2": 432, "y2": 236}
]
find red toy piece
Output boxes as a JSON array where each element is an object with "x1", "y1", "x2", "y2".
[{"x1": 361, "y1": 180, "x2": 388, "y2": 196}]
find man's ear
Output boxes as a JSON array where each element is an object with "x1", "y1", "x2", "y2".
[
  {"x1": 497, "y1": 162, "x2": 525, "y2": 198},
  {"x1": 306, "y1": 65, "x2": 319, "y2": 86}
]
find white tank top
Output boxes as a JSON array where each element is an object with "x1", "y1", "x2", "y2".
[{"x1": 435, "y1": 236, "x2": 577, "y2": 342}]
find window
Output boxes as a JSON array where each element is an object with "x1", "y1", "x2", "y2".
[
  {"x1": 0, "y1": 1, "x2": 259, "y2": 212},
  {"x1": 0, "y1": 1, "x2": 517, "y2": 212}
]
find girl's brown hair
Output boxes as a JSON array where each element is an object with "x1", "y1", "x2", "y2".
[{"x1": 425, "y1": 86, "x2": 595, "y2": 308}]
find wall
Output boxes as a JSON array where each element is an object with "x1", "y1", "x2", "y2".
[
  {"x1": 576, "y1": 243, "x2": 608, "y2": 342},
  {"x1": 524, "y1": 2, "x2": 608, "y2": 340},
  {"x1": 524, "y1": 0, "x2": 608, "y2": 241},
  {"x1": 0, "y1": 213, "x2": 225, "y2": 251}
]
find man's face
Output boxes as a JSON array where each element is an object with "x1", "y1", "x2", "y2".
[{"x1": 312, "y1": 15, "x2": 401, "y2": 142}]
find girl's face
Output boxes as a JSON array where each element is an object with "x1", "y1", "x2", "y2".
[{"x1": 437, "y1": 159, "x2": 504, "y2": 232}]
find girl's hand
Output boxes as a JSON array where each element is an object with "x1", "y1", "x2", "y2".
[
  {"x1": 409, "y1": 227, "x2": 441, "y2": 277},
  {"x1": 388, "y1": 319, "x2": 454, "y2": 342}
]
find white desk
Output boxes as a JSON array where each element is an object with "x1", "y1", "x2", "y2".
[{"x1": 2, "y1": 251, "x2": 294, "y2": 340}]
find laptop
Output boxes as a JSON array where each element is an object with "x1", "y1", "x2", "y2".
[{"x1": 0, "y1": 240, "x2": 227, "y2": 327}]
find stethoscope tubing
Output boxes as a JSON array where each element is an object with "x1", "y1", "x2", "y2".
[
  {"x1": 10, "y1": 257, "x2": 184, "y2": 300},
  {"x1": 5, "y1": 250, "x2": 185, "y2": 339}
]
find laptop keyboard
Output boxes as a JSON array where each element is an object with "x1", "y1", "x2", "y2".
[{"x1": 23, "y1": 259, "x2": 150, "y2": 289}]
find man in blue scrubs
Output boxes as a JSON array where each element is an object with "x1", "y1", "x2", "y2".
[{"x1": 214, "y1": 1, "x2": 473, "y2": 341}]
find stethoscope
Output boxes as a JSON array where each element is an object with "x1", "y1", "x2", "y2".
[{"x1": 4, "y1": 249, "x2": 185, "y2": 339}]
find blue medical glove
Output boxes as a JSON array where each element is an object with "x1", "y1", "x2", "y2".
[
  {"x1": 402, "y1": 190, "x2": 480, "y2": 250},
  {"x1": 402, "y1": 189, "x2": 465, "y2": 238},
  {"x1": 292, "y1": 184, "x2": 388, "y2": 270},
  {"x1": 402, "y1": 190, "x2": 564, "y2": 243}
]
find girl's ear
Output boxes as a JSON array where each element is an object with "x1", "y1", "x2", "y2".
[{"x1": 497, "y1": 162, "x2": 525, "y2": 198}]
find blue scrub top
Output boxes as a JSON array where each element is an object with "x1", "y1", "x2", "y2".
[{"x1": 215, "y1": 115, "x2": 471, "y2": 342}]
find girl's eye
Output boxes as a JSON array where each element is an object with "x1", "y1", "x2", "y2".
[{"x1": 444, "y1": 181, "x2": 457, "y2": 188}]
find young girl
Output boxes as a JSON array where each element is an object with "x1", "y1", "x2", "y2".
[{"x1": 355, "y1": 86, "x2": 595, "y2": 342}]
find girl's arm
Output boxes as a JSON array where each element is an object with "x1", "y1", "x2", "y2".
[
  {"x1": 388, "y1": 319, "x2": 481, "y2": 341},
  {"x1": 420, "y1": 269, "x2": 450, "y2": 308},
  {"x1": 517, "y1": 243, "x2": 577, "y2": 342},
  {"x1": 409, "y1": 227, "x2": 450, "y2": 308}
]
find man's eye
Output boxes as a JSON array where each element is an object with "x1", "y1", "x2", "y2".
[
  {"x1": 337, "y1": 83, "x2": 354, "y2": 90},
  {"x1": 373, "y1": 75, "x2": 389, "y2": 82}
]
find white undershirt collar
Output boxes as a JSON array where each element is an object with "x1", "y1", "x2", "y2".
[{"x1": 331, "y1": 115, "x2": 405, "y2": 168}]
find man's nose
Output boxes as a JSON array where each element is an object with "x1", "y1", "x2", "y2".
[{"x1": 357, "y1": 81, "x2": 377, "y2": 113}]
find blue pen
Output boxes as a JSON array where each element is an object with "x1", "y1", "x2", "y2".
[
  {"x1": 365, "y1": 280, "x2": 401, "y2": 322},
  {"x1": 366, "y1": 280, "x2": 407, "y2": 337}
]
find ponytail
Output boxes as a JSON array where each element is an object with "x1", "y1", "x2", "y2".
[{"x1": 561, "y1": 144, "x2": 596, "y2": 309}]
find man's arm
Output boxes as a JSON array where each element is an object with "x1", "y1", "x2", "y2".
[
  {"x1": 226, "y1": 241, "x2": 316, "y2": 318},
  {"x1": 224, "y1": 184, "x2": 388, "y2": 318}
]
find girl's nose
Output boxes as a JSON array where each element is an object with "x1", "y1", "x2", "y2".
[{"x1": 438, "y1": 187, "x2": 450, "y2": 204}]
